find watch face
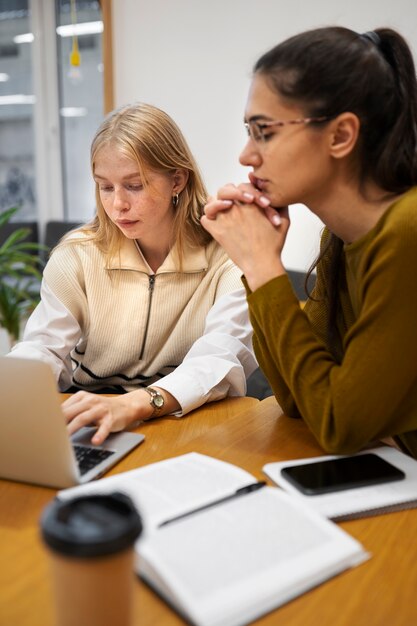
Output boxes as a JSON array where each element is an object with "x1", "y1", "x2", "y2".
[{"x1": 153, "y1": 394, "x2": 164, "y2": 408}]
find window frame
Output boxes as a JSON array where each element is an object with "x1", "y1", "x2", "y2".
[
  {"x1": 100, "y1": 0, "x2": 114, "y2": 114},
  {"x1": 28, "y1": 0, "x2": 113, "y2": 239},
  {"x1": 31, "y1": 0, "x2": 64, "y2": 237}
]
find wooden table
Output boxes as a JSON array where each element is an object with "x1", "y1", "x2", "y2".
[{"x1": 1, "y1": 395, "x2": 416, "y2": 626}]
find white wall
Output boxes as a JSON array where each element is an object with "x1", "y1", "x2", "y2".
[{"x1": 112, "y1": 0, "x2": 417, "y2": 271}]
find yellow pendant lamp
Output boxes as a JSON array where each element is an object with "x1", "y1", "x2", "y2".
[{"x1": 69, "y1": 0, "x2": 81, "y2": 80}]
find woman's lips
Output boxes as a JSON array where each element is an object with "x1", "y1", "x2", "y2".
[
  {"x1": 253, "y1": 178, "x2": 268, "y2": 192},
  {"x1": 117, "y1": 220, "x2": 139, "y2": 226},
  {"x1": 249, "y1": 172, "x2": 268, "y2": 191}
]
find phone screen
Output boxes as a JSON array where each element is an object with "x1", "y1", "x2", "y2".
[{"x1": 280, "y1": 453, "x2": 405, "y2": 496}]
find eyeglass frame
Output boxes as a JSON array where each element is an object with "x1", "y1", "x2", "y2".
[{"x1": 244, "y1": 115, "x2": 332, "y2": 143}]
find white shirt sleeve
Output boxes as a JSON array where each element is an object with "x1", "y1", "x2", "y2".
[
  {"x1": 8, "y1": 279, "x2": 81, "y2": 391},
  {"x1": 155, "y1": 287, "x2": 258, "y2": 415}
]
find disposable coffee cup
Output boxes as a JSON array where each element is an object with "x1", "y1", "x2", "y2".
[{"x1": 40, "y1": 491, "x2": 142, "y2": 626}]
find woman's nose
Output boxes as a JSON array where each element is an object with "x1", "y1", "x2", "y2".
[
  {"x1": 114, "y1": 187, "x2": 129, "y2": 210},
  {"x1": 239, "y1": 139, "x2": 261, "y2": 168}
]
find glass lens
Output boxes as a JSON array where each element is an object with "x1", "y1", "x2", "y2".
[{"x1": 245, "y1": 121, "x2": 263, "y2": 142}]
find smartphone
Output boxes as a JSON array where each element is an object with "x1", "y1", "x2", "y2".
[{"x1": 280, "y1": 453, "x2": 405, "y2": 496}]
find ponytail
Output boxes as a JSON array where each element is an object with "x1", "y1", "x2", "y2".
[
  {"x1": 256, "y1": 26, "x2": 417, "y2": 354},
  {"x1": 373, "y1": 28, "x2": 417, "y2": 191}
]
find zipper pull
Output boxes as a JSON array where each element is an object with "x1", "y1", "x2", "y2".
[{"x1": 139, "y1": 274, "x2": 156, "y2": 360}]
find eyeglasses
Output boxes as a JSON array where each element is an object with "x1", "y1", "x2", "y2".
[{"x1": 244, "y1": 116, "x2": 332, "y2": 143}]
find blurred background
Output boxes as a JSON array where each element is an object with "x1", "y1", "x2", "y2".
[{"x1": 0, "y1": 0, "x2": 415, "y2": 353}]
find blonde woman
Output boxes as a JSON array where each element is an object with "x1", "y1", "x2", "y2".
[{"x1": 10, "y1": 103, "x2": 257, "y2": 443}]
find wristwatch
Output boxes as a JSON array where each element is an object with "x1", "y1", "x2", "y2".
[{"x1": 144, "y1": 387, "x2": 165, "y2": 417}]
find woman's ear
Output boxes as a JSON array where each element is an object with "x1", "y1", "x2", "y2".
[
  {"x1": 173, "y1": 168, "x2": 189, "y2": 193},
  {"x1": 328, "y1": 112, "x2": 360, "y2": 159}
]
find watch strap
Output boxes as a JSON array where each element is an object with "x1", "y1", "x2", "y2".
[{"x1": 144, "y1": 387, "x2": 164, "y2": 417}]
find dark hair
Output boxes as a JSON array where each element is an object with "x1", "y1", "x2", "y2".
[{"x1": 255, "y1": 27, "x2": 417, "y2": 357}]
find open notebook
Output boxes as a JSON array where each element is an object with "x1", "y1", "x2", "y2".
[
  {"x1": 0, "y1": 357, "x2": 144, "y2": 488},
  {"x1": 59, "y1": 452, "x2": 369, "y2": 626}
]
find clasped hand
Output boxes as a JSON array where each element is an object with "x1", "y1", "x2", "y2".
[{"x1": 201, "y1": 180, "x2": 290, "y2": 292}]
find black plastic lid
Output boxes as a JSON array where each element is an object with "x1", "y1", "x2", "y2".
[{"x1": 40, "y1": 492, "x2": 143, "y2": 558}]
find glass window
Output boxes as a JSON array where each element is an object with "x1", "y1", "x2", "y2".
[
  {"x1": 55, "y1": 0, "x2": 103, "y2": 222},
  {"x1": 0, "y1": 0, "x2": 36, "y2": 221},
  {"x1": 0, "y1": 0, "x2": 104, "y2": 227}
]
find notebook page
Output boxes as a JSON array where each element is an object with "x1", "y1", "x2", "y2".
[
  {"x1": 59, "y1": 452, "x2": 256, "y2": 530},
  {"x1": 138, "y1": 487, "x2": 368, "y2": 626}
]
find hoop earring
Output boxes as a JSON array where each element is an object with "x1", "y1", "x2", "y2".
[{"x1": 172, "y1": 193, "x2": 179, "y2": 208}]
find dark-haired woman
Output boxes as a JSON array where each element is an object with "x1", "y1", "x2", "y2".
[{"x1": 202, "y1": 27, "x2": 417, "y2": 458}]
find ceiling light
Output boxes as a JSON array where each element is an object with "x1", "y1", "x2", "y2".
[
  {"x1": 0, "y1": 94, "x2": 36, "y2": 105},
  {"x1": 60, "y1": 107, "x2": 88, "y2": 117},
  {"x1": 56, "y1": 21, "x2": 103, "y2": 37},
  {"x1": 12, "y1": 21, "x2": 103, "y2": 44},
  {"x1": 13, "y1": 33, "x2": 34, "y2": 44}
]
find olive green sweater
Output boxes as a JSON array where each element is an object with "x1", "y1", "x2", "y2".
[{"x1": 246, "y1": 188, "x2": 417, "y2": 458}]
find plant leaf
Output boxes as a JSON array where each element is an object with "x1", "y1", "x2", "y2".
[
  {"x1": 0, "y1": 206, "x2": 44, "y2": 339},
  {"x1": 0, "y1": 206, "x2": 20, "y2": 228}
]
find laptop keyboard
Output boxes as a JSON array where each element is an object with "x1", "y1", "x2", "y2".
[{"x1": 73, "y1": 444, "x2": 115, "y2": 476}]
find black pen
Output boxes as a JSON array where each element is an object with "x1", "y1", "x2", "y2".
[{"x1": 158, "y1": 481, "x2": 267, "y2": 528}]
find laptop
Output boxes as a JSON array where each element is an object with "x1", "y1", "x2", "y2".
[{"x1": 0, "y1": 356, "x2": 145, "y2": 488}]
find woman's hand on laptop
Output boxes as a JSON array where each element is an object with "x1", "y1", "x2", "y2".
[{"x1": 63, "y1": 388, "x2": 180, "y2": 445}]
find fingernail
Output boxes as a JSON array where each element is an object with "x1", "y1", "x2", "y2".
[
  {"x1": 243, "y1": 192, "x2": 254, "y2": 201},
  {"x1": 259, "y1": 196, "x2": 270, "y2": 207},
  {"x1": 272, "y1": 214, "x2": 281, "y2": 226},
  {"x1": 221, "y1": 200, "x2": 233, "y2": 206}
]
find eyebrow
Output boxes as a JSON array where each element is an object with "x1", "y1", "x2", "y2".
[
  {"x1": 94, "y1": 173, "x2": 142, "y2": 182},
  {"x1": 244, "y1": 114, "x2": 275, "y2": 124}
]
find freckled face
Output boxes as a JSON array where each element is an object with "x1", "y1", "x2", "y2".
[
  {"x1": 93, "y1": 144, "x2": 176, "y2": 243},
  {"x1": 240, "y1": 73, "x2": 333, "y2": 209}
]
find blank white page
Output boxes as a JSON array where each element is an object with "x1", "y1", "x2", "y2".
[{"x1": 138, "y1": 487, "x2": 368, "y2": 626}]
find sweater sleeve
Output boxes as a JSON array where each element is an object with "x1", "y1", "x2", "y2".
[
  {"x1": 8, "y1": 279, "x2": 81, "y2": 390},
  {"x1": 246, "y1": 207, "x2": 417, "y2": 454},
  {"x1": 155, "y1": 288, "x2": 258, "y2": 413},
  {"x1": 8, "y1": 245, "x2": 88, "y2": 390},
  {"x1": 242, "y1": 275, "x2": 303, "y2": 419}
]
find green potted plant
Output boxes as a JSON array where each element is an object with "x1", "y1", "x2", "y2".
[{"x1": 0, "y1": 206, "x2": 47, "y2": 346}]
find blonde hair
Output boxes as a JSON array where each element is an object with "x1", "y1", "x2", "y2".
[{"x1": 74, "y1": 102, "x2": 211, "y2": 266}]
